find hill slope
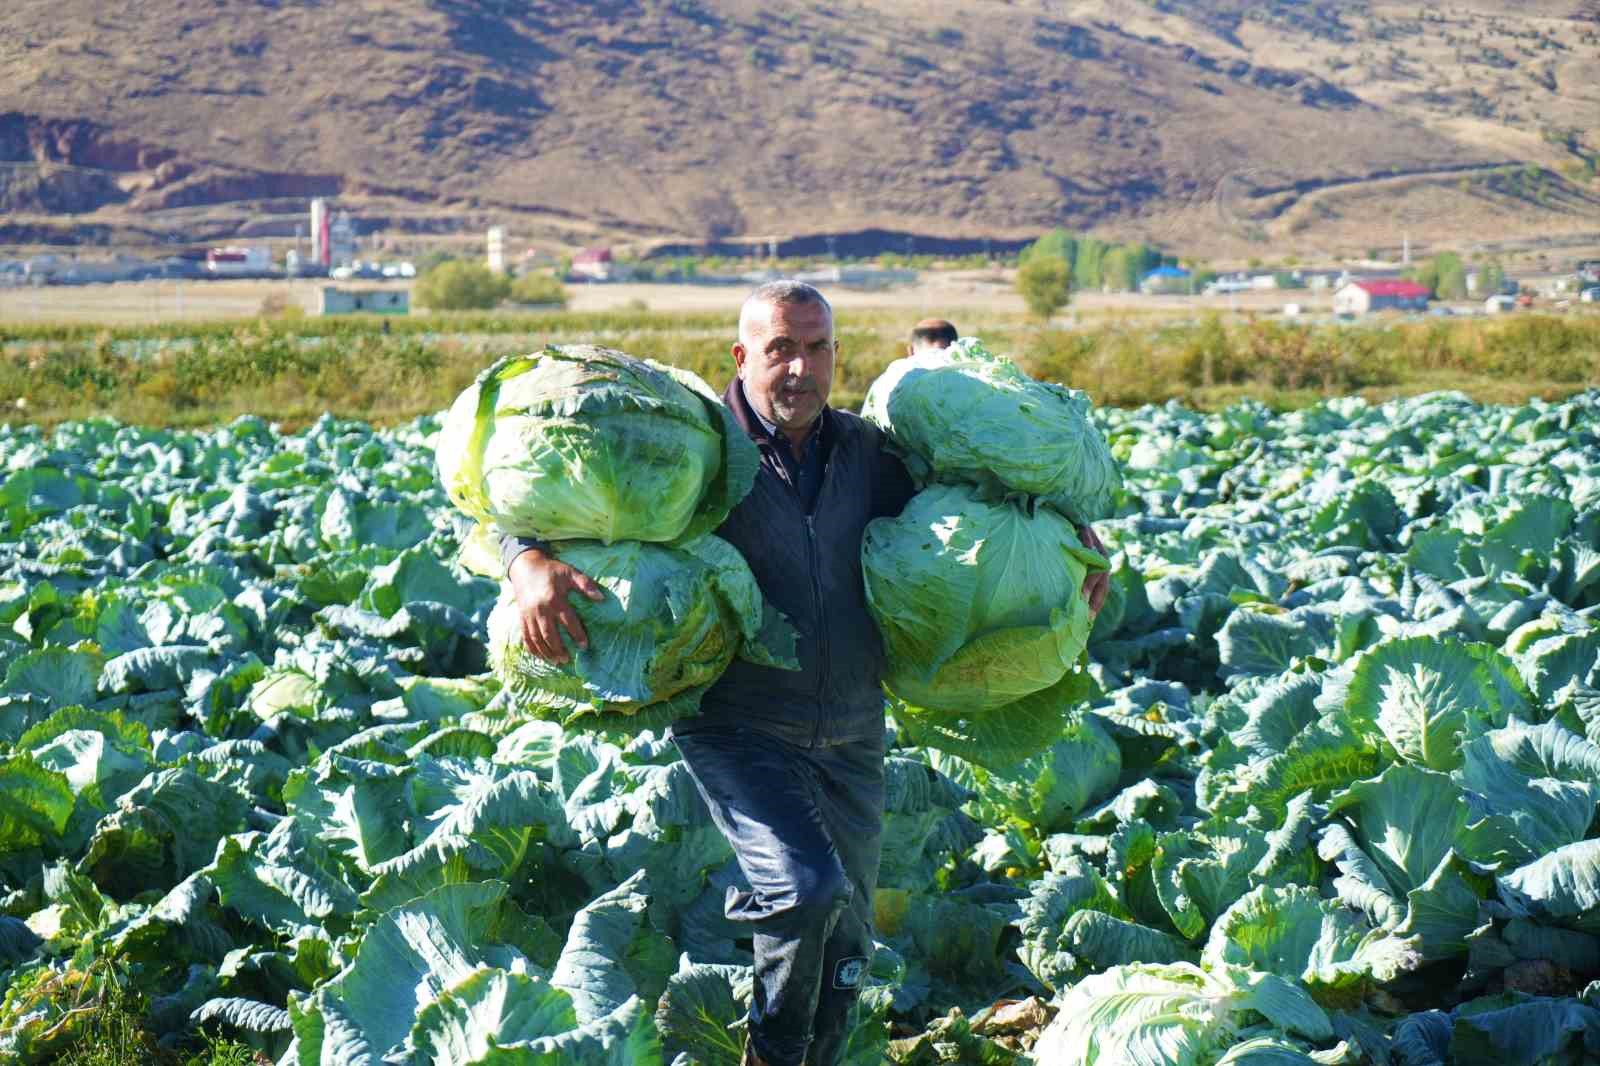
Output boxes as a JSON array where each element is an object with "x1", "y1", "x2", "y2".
[{"x1": 1, "y1": 0, "x2": 1596, "y2": 256}]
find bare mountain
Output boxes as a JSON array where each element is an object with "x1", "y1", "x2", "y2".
[{"x1": 2, "y1": 0, "x2": 1596, "y2": 256}]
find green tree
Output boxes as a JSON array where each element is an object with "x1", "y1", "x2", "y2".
[
  {"x1": 1018, "y1": 256, "x2": 1072, "y2": 320},
  {"x1": 1478, "y1": 258, "x2": 1506, "y2": 296},
  {"x1": 1021, "y1": 229, "x2": 1078, "y2": 270},
  {"x1": 1434, "y1": 251, "x2": 1468, "y2": 299},
  {"x1": 1074, "y1": 238, "x2": 1107, "y2": 291},
  {"x1": 1135, "y1": 244, "x2": 1166, "y2": 277},
  {"x1": 413, "y1": 262, "x2": 512, "y2": 310},
  {"x1": 509, "y1": 272, "x2": 569, "y2": 307},
  {"x1": 414, "y1": 250, "x2": 458, "y2": 276},
  {"x1": 1101, "y1": 247, "x2": 1140, "y2": 292}
]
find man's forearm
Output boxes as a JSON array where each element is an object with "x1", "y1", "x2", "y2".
[{"x1": 499, "y1": 534, "x2": 552, "y2": 576}]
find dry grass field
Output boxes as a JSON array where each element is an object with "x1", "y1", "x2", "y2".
[{"x1": 0, "y1": 273, "x2": 1325, "y2": 326}]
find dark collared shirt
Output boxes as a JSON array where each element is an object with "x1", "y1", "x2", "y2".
[{"x1": 741, "y1": 381, "x2": 828, "y2": 514}]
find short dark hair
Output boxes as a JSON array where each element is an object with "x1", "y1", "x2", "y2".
[{"x1": 909, "y1": 318, "x2": 958, "y2": 348}]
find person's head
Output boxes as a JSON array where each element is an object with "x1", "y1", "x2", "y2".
[
  {"x1": 907, "y1": 318, "x2": 958, "y2": 356},
  {"x1": 733, "y1": 280, "x2": 836, "y2": 437}
]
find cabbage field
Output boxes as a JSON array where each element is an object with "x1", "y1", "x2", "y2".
[{"x1": 1, "y1": 387, "x2": 1599, "y2": 1065}]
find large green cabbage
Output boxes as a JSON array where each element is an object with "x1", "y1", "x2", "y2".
[
  {"x1": 436, "y1": 345, "x2": 758, "y2": 544},
  {"x1": 861, "y1": 337, "x2": 1121, "y2": 526},
  {"x1": 863, "y1": 483, "x2": 1106, "y2": 714},
  {"x1": 487, "y1": 535, "x2": 796, "y2": 733}
]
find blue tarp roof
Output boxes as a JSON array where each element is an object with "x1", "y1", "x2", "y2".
[{"x1": 1143, "y1": 266, "x2": 1191, "y2": 279}]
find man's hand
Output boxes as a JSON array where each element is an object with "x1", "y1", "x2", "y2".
[
  {"x1": 507, "y1": 548, "x2": 606, "y2": 664},
  {"x1": 1075, "y1": 523, "x2": 1111, "y2": 618}
]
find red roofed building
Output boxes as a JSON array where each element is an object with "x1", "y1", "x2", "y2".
[
  {"x1": 571, "y1": 246, "x2": 632, "y2": 281},
  {"x1": 1334, "y1": 278, "x2": 1431, "y2": 315}
]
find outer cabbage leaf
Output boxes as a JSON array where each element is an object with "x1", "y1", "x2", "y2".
[
  {"x1": 1497, "y1": 839, "x2": 1600, "y2": 934},
  {"x1": 1032, "y1": 962, "x2": 1332, "y2": 1066},
  {"x1": 1319, "y1": 765, "x2": 1482, "y2": 959},
  {"x1": 1403, "y1": 993, "x2": 1600, "y2": 1066},
  {"x1": 923, "y1": 708, "x2": 1119, "y2": 833},
  {"x1": 403, "y1": 968, "x2": 580, "y2": 1064},
  {"x1": 288, "y1": 880, "x2": 549, "y2": 1065},
  {"x1": 1455, "y1": 720, "x2": 1600, "y2": 870},
  {"x1": 1345, "y1": 636, "x2": 1515, "y2": 771},
  {"x1": 1203, "y1": 884, "x2": 1422, "y2": 1003},
  {"x1": 892, "y1": 669, "x2": 1096, "y2": 769}
]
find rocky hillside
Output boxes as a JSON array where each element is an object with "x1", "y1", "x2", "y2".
[{"x1": 1, "y1": 0, "x2": 1596, "y2": 255}]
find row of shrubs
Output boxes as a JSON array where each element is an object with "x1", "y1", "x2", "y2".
[{"x1": 3, "y1": 311, "x2": 1596, "y2": 428}]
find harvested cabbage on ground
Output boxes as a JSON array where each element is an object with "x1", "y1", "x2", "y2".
[
  {"x1": 436, "y1": 344, "x2": 757, "y2": 544},
  {"x1": 484, "y1": 535, "x2": 797, "y2": 732},
  {"x1": 862, "y1": 337, "x2": 1121, "y2": 528}
]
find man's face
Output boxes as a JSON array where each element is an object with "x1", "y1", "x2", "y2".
[{"x1": 733, "y1": 298, "x2": 836, "y2": 433}]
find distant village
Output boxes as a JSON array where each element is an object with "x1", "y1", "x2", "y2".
[{"x1": 3, "y1": 197, "x2": 1598, "y2": 319}]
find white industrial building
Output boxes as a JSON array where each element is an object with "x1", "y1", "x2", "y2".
[{"x1": 318, "y1": 287, "x2": 409, "y2": 315}]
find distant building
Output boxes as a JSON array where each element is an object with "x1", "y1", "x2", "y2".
[
  {"x1": 1204, "y1": 274, "x2": 1253, "y2": 296},
  {"x1": 794, "y1": 265, "x2": 918, "y2": 290},
  {"x1": 328, "y1": 212, "x2": 357, "y2": 268},
  {"x1": 487, "y1": 227, "x2": 506, "y2": 275},
  {"x1": 318, "y1": 287, "x2": 409, "y2": 315},
  {"x1": 1333, "y1": 279, "x2": 1430, "y2": 315},
  {"x1": 1140, "y1": 266, "x2": 1192, "y2": 295},
  {"x1": 571, "y1": 247, "x2": 625, "y2": 281},
  {"x1": 311, "y1": 199, "x2": 330, "y2": 269},
  {"x1": 206, "y1": 247, "x2": 272, "y2": 276}
]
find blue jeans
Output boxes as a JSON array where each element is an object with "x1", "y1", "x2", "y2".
[{"x1": 673, "y1": 726, "x2": 884, "y2": 1066}]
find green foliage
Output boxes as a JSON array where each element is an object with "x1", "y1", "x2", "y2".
[
  {"x1": 413, "y1": 261, "x2": 512, "y2": 311},
  {"x1": 6, "y1": 309, "x2": 1600, "y2": 430},
  {"x1": 1017, "y1": 255, "x2": 1072, "y2": 320},
  {"x1": 508, "y1": 272, "x2": 569, "y2": 307},
  {"x1": 1073, "y1": 237, "x2": 1109, "y2": 291},
  {"x1": 1433, "y1": 251, "x2": 1468, "y2": 299},
  {"x1": 1020, "y1": 229, "x2": 1079, "y2": 268},
  {"x1": 1, "y1": 378, "x2": 1600, "y2": 1062},
  {"x1": 1477, "y1": 258, "x2": 1507, "y2": 296}
]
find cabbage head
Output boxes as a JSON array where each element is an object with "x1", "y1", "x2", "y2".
[
  {"x1": 437, "y1": 345, "x2": 758, "y2": 544},
  {"x1": 861, "y1": 337, "x2": 1120, "y2": 526},
  {"x1": 863, "y1": 483, "x2": 1107, "y2": 714},
  {"x1": 487, "y1": 534, "x2": 796, "y2": 733}
]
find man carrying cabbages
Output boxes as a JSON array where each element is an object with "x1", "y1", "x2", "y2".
[{"x1": 504, "y1": 281, "x2": 1109, "y2": 1066}]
